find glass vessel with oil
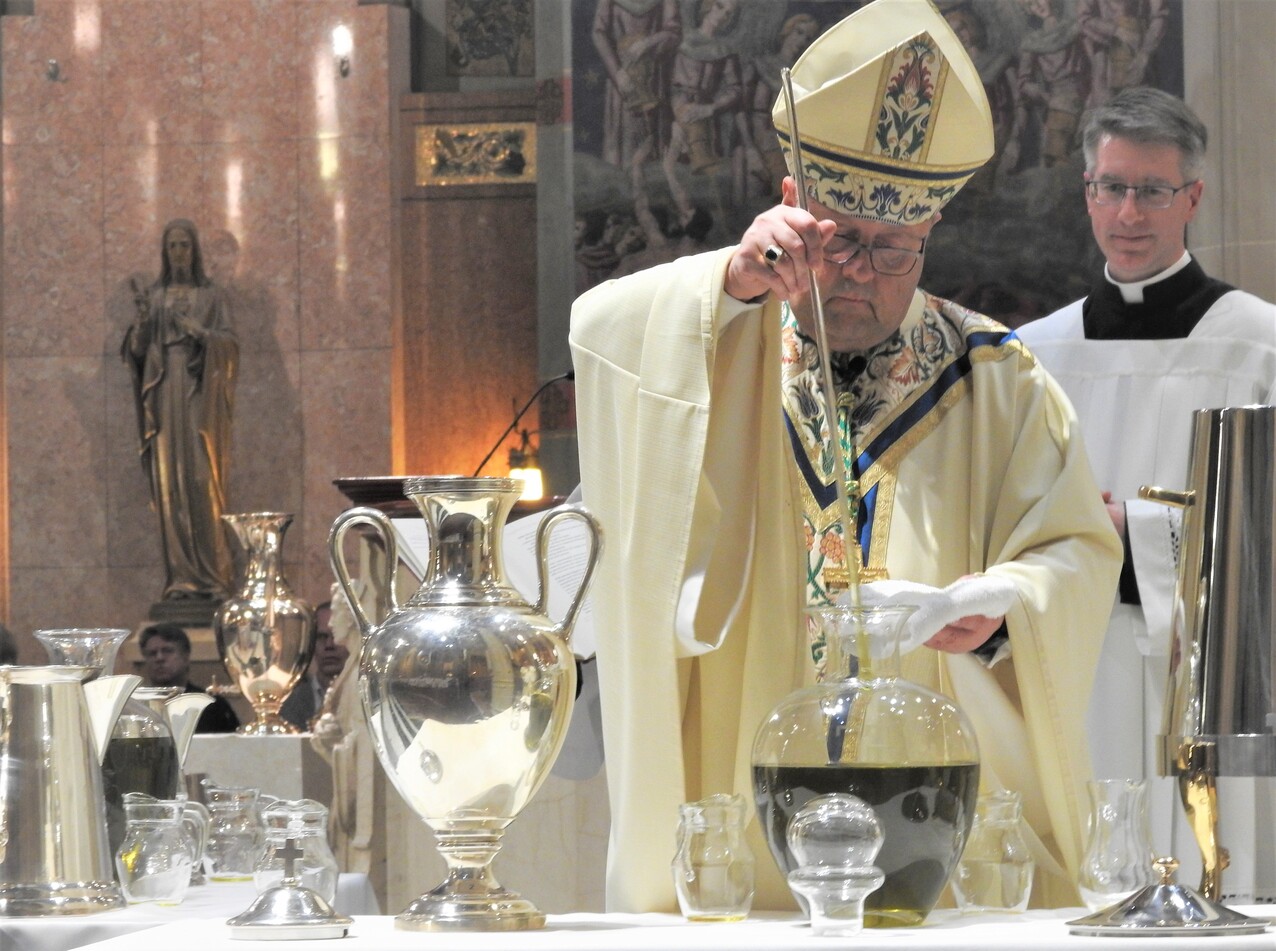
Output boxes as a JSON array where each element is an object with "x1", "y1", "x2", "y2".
[{"x1": 752, "y1": 604, "x2": 980, "y2": 927}]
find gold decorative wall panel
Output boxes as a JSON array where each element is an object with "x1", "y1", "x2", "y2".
[{"x1": 415, "y1": 122, "x2": 537, "y2": 187}]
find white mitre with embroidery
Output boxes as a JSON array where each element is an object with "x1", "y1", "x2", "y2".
[{"x1": 771, "y1": 0, "x2": 994, "y2": 225}]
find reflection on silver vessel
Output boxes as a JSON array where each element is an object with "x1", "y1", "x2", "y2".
[
  {"x1": 215, "y1": 512, "x2": 315, "y2": 734},
  {"x1": 329, "y1": 476, "x2": 601, "y2": 931},
  {"x1": 0, "y1": 666, "x2": 140, "y2": 916},
  {"x1": 1150, "y1": 407, "x2": 1276, "y2": 773},
  {"x1": 1143, "y1": 405, "x2": 1276, "y2": 900}
]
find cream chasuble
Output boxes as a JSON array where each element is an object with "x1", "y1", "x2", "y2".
[{"x1": 570, "y1": 247, "x2": 1121, "y2": 913}]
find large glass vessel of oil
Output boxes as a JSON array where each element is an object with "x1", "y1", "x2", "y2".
[{"x1": 751, "y1": 605, "x2": 980, "y2": 927}]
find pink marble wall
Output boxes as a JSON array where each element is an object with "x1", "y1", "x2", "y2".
[{"x1": 1, "y1": 0, "x2": 408, "y2": 656}]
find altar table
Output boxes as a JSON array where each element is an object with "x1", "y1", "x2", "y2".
[
  {"x1": 67, "y1": 907, "x2": 1276, "y2": 951},
  {"x1": 0, "y1": 874, "x2": 378, "y2": 951}
]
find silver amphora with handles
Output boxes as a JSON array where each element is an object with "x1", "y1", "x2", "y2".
[
  {"x1": 1141, "y1": 404, "x2": 1276, "y2": 900},
  {"x1": 0, "y1": 665, "x2": 141, "y2": 915},
  {"x1": 329, "y1": 475, "x2": 601, "y2": 932}
]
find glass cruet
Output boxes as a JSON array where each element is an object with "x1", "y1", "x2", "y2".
[
  {"x1": 203, "y1": 780, "x2": 266, "y2": 881},
  {"x1": 254, "y1": 798, "x2": 340, "y2": 903},
  {"x1": 671, "y1": 793, "x2": 755, "y2": 921},
  {"x1": 1078, "y1": 778, "x2": 1157, "y2": 911},
  {"x1": 953, "y1": 789, "x2": 1035, "y2": 912},
  {"x1": 751, "y1": 604, "x2": 981, "y2": 927},
  {"x1": 115, "y1": 793, "x2": 194, "y2": 905}
]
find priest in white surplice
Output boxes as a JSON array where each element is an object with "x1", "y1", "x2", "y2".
[{"x1": 1016, "y1": 87, "x2": 1276, "y2": 902}]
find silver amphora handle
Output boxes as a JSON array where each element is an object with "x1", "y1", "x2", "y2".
[
  {"x1": 328, "y1": 506, "x2": 401, "y2": 642},
  {"x1": 532, "y1": 505, "x2": 603, "y2": 644}
]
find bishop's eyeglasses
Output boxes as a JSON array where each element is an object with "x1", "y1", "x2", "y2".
[
  {"x1": 1085, "y1": 179, "x2": 1198, "y2": 210},
  {"x1": 824, "y1": 234, "x2": 927, "y2": 276}
]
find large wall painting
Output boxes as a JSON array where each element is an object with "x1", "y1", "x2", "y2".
[
  {"x1": 446, "y1": 0, "x2": 536, "y2": 77},
  {"x1": 571, "y1": 0, "x2": 1183, "y2": 326}
]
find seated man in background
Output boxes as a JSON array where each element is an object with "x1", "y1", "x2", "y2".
[
  {"x1": 281, "y1": 602, "x2": 350, "y2": 731},
  {"x1": 140, "y1": 623, "x2": 241, "y2": 733},
  {"x1": 0, "y1": 622, "x2": 17, "y2": 664}
]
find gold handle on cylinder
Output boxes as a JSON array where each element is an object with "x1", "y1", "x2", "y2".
[
  {"x1": 1139, "y1": 486, "x2": 1195, "y2": 508},
  {"x1": 1175, "y1": 739, "x2": 1229, "y2": 900}
]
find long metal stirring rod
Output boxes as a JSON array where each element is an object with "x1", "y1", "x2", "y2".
[{"x1": 779, "y1": 66, "x2": 865, "y2": 614}]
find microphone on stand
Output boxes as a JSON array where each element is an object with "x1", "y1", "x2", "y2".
[{"x1": 472, "y1": 371, "x2": 575, "y2": 500}]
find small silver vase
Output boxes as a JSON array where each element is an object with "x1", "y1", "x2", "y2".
[
  {"x1": 214, "y1": 512, "x2": 314, "y2": 734},
  {"x1": 329, "y1": 476, "x2": 601, "y2": 931}
]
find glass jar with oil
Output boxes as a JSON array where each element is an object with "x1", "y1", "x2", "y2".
[{"x1": 752, "y1": 604, "x2": 980, "y2": 927}]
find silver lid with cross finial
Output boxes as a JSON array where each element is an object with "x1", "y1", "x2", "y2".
[{"x1": 226, "y1": 837, "x2": 354, "y2": 940}]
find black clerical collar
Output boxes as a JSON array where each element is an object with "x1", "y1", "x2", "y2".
[{"x1": 1082, "y1": 257, "x2": 1234, "y2": 340}]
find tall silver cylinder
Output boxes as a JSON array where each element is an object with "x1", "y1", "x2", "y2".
[{"x1": 1160, "y1": 405, "x2": 1276, "y2": 776}]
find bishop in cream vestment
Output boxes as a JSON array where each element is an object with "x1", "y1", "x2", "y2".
[{"x1": 570, "y1": 247, "x2": 1121, "y2": 912}]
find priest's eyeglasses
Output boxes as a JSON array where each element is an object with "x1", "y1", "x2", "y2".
[
  {"x1": 1085, "y1": 179, "x2": 1198, "y2": 209},
  {"x1": 824, "y1": 235, "x2": 927, "y2": 276}
]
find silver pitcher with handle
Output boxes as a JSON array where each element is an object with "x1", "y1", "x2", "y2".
[
  {"x1": 329, "y1": 475, "x2": 601, "y2": 931},
  {"x1": 0, "y1": 665, "x2": 141, "y2": 915},
  {"x1": 32, "y1": 627, "x2": 214, "y2": 859},
  {"x1": 1141, "y1": 404, "x2": 1276, "y2": 900}
]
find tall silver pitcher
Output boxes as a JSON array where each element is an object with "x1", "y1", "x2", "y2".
[
  {"x1": 1142, "y1": 405, "x2": 1276, "y2": 899},
  {"x1": 329, "y1": 476, "x2": 601, "y2": 931},
  {"x1": 0, "y1": 666, "x2": 140, "y2": 915}
]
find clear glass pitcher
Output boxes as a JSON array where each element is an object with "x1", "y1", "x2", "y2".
[
  {"x1": 671, "y1": 793, "x2": 755, "y2": 921},
  {"x1": 752, "y1": 605, "x2": 980, "y2": 927},
  {"x1": 203, "y1": 781, "x2": 266, "y2": 881},
  {"x1": 253, "y1": 798, "x2": 339, "y2": 903},
  {"x1": 1078, "y1": 778, "x2": 1157, "y2": 911},
  {"x1": 953, "y1": 790, "x2": 1035, "y2": 913},
  {"x1": 115, "y1": 794, "x2": 194, "y2": 905}
]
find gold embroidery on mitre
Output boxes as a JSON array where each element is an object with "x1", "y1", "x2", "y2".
[{"x1": 865, "y1": 33, "x2": 949, "y2": 165}]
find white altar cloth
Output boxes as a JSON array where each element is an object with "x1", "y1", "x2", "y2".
[
  {"x1": 66, "y1": 907, "x2": 1276, "y2": 951},
  {"x1": 0, "y1": 874, "x2": 378, "y2": 951}
]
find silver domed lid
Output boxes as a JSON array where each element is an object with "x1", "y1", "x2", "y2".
[
  {"x1": 226, "y1": 882, "x2": 353, "y2": 940},
  {"x1": 1067, "y1": 857, "x2": 1268, "y2": 936},
  {"x1": 225, "y1": 837, "x2": 353, "y2": 940}
]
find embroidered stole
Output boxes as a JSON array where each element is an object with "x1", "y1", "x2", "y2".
[{"x1": 780, "y1": 297, "x2": 1011, "y2": 615}]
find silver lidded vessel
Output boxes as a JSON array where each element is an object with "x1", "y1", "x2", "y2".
[
  {"x1": 214, "y1": 512, "x2": 315, "y2": 734},
  {"x1": 329, "y1": 475, "x2": 601, "y2": 931}
]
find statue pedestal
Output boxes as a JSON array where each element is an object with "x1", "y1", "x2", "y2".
[{"x1": 148, "y1": 598, "x2": 222, "y2": 626}]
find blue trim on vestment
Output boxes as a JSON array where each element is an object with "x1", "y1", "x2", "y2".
[
  {"x1": 785, "y1": 410, "x2": 836, "y2": 512},
  {"x1": 784, "y1": 409, "x2": 872, "y2": 567},
  {"x1": 786, "y1": 328, "x2": 1016, "y2": 569}
]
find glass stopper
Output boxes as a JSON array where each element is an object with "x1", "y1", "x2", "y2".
[{"x1": 785, "y1": 793, "x2": 885, "y2": 937}]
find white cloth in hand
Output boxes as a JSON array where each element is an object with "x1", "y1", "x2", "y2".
[{"x1": 837, "y1": 575, "x2": 1018, "y2": 655}]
